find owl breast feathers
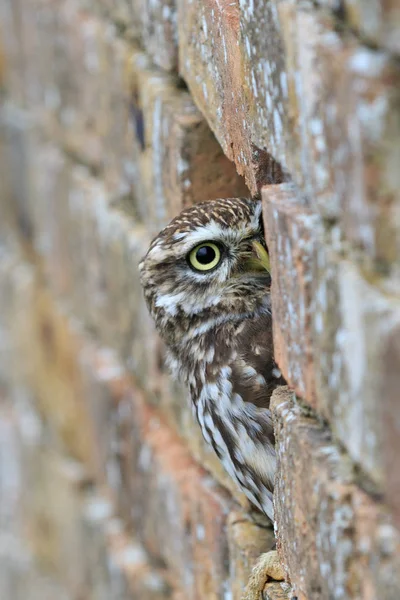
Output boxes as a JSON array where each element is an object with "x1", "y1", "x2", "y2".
[{"x1": 139, "y1": 198, "x2": 284, "y2": 520}]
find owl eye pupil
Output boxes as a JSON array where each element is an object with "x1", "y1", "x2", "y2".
[
  {"x1": 188, "y1": 242, "x2": 221, "y2": 272},
  {"x1": 196, "y1": 245, "x2": 216, "y2": 264}
]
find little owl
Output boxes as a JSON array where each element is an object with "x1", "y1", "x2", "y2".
[{"x1": 139, "y1": 197, "x2": 285, "y2": 597}]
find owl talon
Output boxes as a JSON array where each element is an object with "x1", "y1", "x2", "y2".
[{"x1": 241, "y1": 550, "x2": 285, "y2": 600}]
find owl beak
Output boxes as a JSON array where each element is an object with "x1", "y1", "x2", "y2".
[{"x1": 245, "y1": 241, "x2": 271, "y2": 273}]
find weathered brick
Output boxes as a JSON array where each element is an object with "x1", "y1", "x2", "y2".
[
  {"x1": 271, "y1": 386, "x2": 400, "y2": 600},
  {"x1": 33, "y1": 158, "x2": 158, "y2": 391},
  {"x1": 30, "y1": 144, "x2": 76, "y2": 299},
  {"x1": 83, "y1": 497, "x2": 173, "y2": 600},
  {"x1": 23, "y1": 1, "x2": 135, "y2": 198},
  {"x1": 21, "y1": 446, "x2": 91, "y2": 596},
  {"x1": 262, "y1": 181, "x2": 400, "y2": 488},
  {"x1": 78, "y1": 347, "x2": 129, "y2": 489},
  {"x1": 0, "y1": 403, "x2": 73, "y2": 600},
  {"x1": 0, "y1": 252, "x2": 35, "y2": 397},
  {"x1": 0, "y1": 0, "x2": 38, "y2": 108},
  {"x1": 177, "y1": 0, "x2": 284, "y2": 195},
  {"x1": 253, "y1": 3, "x2": 400, "y2": 223},
  {"x1": 0, "y1": 106, "x2": 39, "y2": 246},
  {"x1": 0, "y1": 257, "x2": 101, "y2": 470},
  {"x1": 182, "y1": 2, "x2": 400, "y2": 272},
  {"x1": 262, "y1": 183, "x2": 321, "y2": 404},
  {"x1": 281, "y1": 6, "x2": 400, "y2": 272},
  {"x1": 103, "y1": 0, "x2": 137, "y2": 33},
  {"x1": 312, "y1": 257, "x2": 400, "y2": 487},
  {"x1": 129, "y1": 48, "x2": 248, "y2": 233},
  {"x1": 382, "y1": 321, "x2": 400, "y2": 530},
  {"x1": 18, "y1": 287, "x2": 102, "y2": 467},
  {"x1": 321, "y1": 46, "x2": 400, "y2": 273},
  {"x1": 124, "y1": 386, "x2": 233, "y2": 597},
  {"x1": 344, "y1": 0, "x2": 400, "y2": 55},
  {"x1": 132, "y1": 0, "x2": 178, "y2": 72},
  {"x1": 58, "y1": 8, "x2": 134, "y2": 197}
]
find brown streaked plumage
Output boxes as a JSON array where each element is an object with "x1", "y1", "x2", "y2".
[{"x1": 139, "y1": 197, "x2": 284, "y2": 520}]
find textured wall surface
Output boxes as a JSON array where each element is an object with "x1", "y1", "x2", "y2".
[{"x1": 0, "y1": 1, "x2": 399, "y2": 599}]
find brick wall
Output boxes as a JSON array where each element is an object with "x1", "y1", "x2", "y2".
[{"x1": 0, "y1": 1, "x2": 399, "y2": 599}]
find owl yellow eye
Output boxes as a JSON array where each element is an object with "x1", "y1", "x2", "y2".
[{"x1": 188, "y1": 243, "x2": 222, "y2": 272}]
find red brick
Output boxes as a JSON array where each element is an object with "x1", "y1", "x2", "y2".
[
  {"x1": 271, "y1": 386, "x2": 400, "y2": 600},
  {"x1": 177, "y1": 0, "x2": 284, "y2": 195},
  {"x1": 180, "y1": 2, "x2": 400, "y2": 273},
  {"x1": 262, "y1": 184, "x2": 321, "y2": 404},
  {"x1": 129, "y1": 48, "x2": 248, "y2": 234},
  {"x1": 33, "y1": 160, "x2": 160, "y2": 392}
]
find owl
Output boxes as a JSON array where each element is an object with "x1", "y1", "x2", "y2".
[
  {"x1": 139, "y1": 198, "x2": 285, "y2": 596},
  {"x1": 139, "y1": 197, "x2": 284, "y2": 512}
]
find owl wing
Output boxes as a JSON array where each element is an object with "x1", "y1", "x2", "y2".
[
  {"x1": 230, "y1": 314, "x2": 285, "y2": 409},
  {"x1": 200, "y1": 314, "x2": 283, "y2": 519}
]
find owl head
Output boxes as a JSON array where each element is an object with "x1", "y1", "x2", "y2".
[{"x1": 139, "y1": 198, "x2": 271, "y2": 343}]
